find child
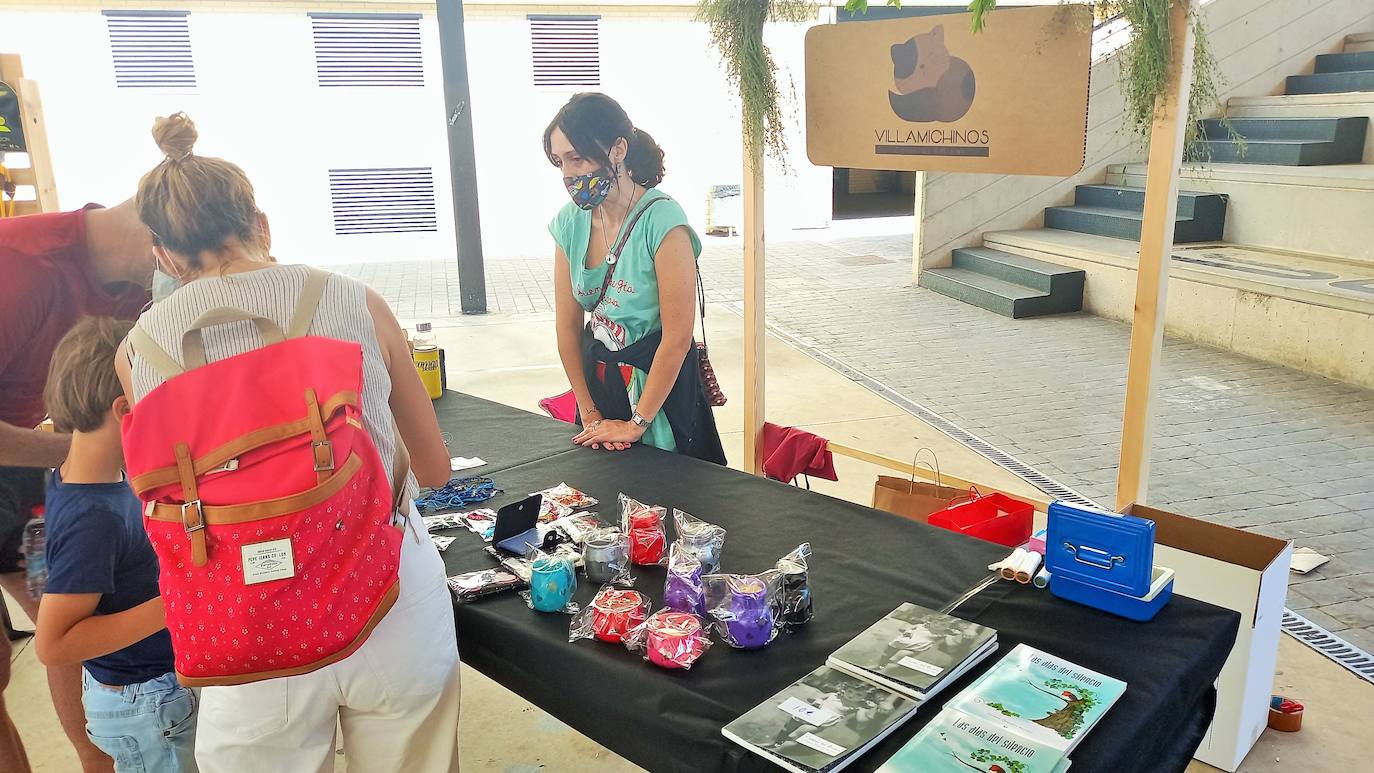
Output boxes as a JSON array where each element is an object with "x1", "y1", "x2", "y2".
[{"x1": 34, "y1": 317, "x2": 197, "y2": 773}]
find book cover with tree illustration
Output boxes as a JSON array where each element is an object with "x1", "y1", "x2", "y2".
[
  {"x1": 875, "y1": 708, "x2": 1071, "y2": 773},
  {"x1": 946, "y1": 644, "x2": 1126, "y2": 754}
]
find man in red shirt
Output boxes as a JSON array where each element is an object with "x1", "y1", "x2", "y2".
[{"x1": 0, "y1": 200, "x2": 152, "y2": 772}]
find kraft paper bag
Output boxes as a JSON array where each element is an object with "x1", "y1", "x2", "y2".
[{"x1": 872, "y1": 475, "x2": 965, "y2": 524}]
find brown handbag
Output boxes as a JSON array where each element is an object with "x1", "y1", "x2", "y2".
[{"x1": 695, "y1": 267, "x2": 726, "y2": 407}]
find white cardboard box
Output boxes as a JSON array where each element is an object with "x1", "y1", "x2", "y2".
[{"x1": 1124, "y1": 504, "x2": 1293, "y2": 772}]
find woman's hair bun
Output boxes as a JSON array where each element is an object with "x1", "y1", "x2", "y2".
[{"x1": 153, "y1": 112, "x2": 198, "y2": 161}]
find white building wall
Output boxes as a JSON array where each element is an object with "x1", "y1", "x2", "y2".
[{"x1": 0, "y1": 0, "x2": 830, "y2": 266}]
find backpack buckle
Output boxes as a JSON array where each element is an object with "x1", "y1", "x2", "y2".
[
  {"x1": 181, "y1": 500, "x2": 205, "y2": 534},
  {"x1": 312, "y1": 440, "x2": 335, "y2": 473}
]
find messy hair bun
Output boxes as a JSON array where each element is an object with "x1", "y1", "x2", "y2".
[
  {"x1": 153, "y1": 111, "x2": 197, "y2": 161},
  {"x1": 625, "y1": 128, "x2": 665, "y2": 189}
]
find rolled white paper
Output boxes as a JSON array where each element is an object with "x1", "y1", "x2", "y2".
[
  {"x1": 1014, "y1": 551, "x2": 1043, "y2": 584},
  {"x1": 1000, "y1": 548, "x2": 1028, "y2": 581},
  {"x1": 1032, "y1": 567, "x2": 1051, "y2": 589}
]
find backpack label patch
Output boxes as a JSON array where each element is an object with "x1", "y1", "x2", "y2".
[{"x1": 242, "y1": 538, "x2": 296, "y2": 585}]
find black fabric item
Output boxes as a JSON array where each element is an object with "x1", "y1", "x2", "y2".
[
  {"x1": 437, "y1": 394, "x2": 1240, "y2": 773},
  {"x1": 582, "y1": 328, "x2": 727, "y2": 465}
]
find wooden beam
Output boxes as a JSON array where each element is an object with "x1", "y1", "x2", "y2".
[
  {"x1": 827, "y1": 441, "x2": 1052, "y2": 513},
  {"x1": 910, "y1": 170, "x2": 926, "y2": 285},
  {"x1": 1, "y1": 53, "x2": 59, "y2": 213},
  {"x1": 1115, "y1": 0, "x2": 1197, "y2": 509},
  {"x1": 742, "y1": 134, "x2": 766, "y2": 475}
]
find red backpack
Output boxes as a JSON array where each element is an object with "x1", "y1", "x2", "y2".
[{"x1": 122, "y1": 269, "x2": 407, "y2": 686}]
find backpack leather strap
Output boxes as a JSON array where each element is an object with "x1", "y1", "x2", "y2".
[
  {"x1": 304, "y1": 388, "x2": 334, "y2": 484},
  {"x1": 173, "y1": 442, "x2": 209, "y2": 567}
]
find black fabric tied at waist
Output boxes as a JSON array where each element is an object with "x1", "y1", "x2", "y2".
[{"x1": 581, "y1": 327, "x2": 726, "y2": 465}]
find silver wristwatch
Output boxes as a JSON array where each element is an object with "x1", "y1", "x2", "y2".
[{"x1": 630, "y1": 411, "x2": 651, "y2": 428}]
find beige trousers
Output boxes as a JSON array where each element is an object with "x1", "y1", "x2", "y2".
[{"x1": 195, "y1": 504, "x2": 460, "y2": 773}]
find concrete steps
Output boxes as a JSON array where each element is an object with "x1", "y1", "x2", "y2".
[
  {"x1": 1348, "y1": 32, "x2": 1374, "y2": 54},
  {"x1": 1225, "y1": 92, "x2": 1374, "y2": 163},
  {"x1": 1106, "y1": 161, "x2": 1374, "y2": 262},
  {"x1": 1287, "y1": 69, "x2": 1374, "y2": 96},
  {"x1": 1316, "y1": 51, "x2": 1374, "y2": 74},
  {"x1": 1193, "y1": 116, "x2": 1368, "y2": 165},
  {"x1": 981, "y1": 228, "x2": 1374, "y2": 388},
  {"x1": 919, "y1": 247, "x2": 1084, "y2": 318},
  {"x1": 1287, "y1": 46, "x2": 1374, "y2": 96},
  {"x1": 1044, "y1": 184, "x2": 1226, "y2": 243}
]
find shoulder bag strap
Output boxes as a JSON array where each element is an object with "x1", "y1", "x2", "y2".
[
  {"x1": 126, "y1": 322, "x2": 186, "y2": 379},
  {"x1": 287, "y1": 267, "x2": 331, "y2": 339},
  {"x1": 591, "y1": 196, "x2": 665, "y2": 315}
]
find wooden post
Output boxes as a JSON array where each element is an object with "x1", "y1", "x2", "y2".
[
  {"x1": 910, "y1": 170, "x2": 926, "y2": 285},
  {"x1": 1115, "y1": 0, "x2": 1196, "y2": 510},
  {"x1": 742, "y1": 131, "x2": 766, "y2": 475},
  {"x1": 0, "y1": 53, "x2": 59, "y2": 214}
]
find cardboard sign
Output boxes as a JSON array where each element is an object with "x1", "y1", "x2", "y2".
[
  {"x1": 0, "y1": 80, "x2": 25, "y2": 153},
  {"x1": 805, "y1": 4, "x2": 1091, "y2": 175}
]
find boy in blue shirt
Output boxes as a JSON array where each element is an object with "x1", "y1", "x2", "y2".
[{"x1": 34, "y1": 317, "x2": 197, "y2": 772}]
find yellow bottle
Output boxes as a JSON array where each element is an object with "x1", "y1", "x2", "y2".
[{"x1": 412, "y1": 322, "x2": 442, "y2": 400}]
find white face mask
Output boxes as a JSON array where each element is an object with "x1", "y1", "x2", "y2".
[
  {"x1": 151, "y1": 268, "x2": 181, "y2": 301},
  {"x1": 151, "y1": 249, "x2": 184, "y2": 302}
]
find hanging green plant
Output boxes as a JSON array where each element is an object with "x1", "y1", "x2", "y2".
[
  {"x1": 845, "y1": 0, "x2": 1238, "y2": 160},
  {"x1": 697, "y1": 0, "x2": 816, "y2": 167}
]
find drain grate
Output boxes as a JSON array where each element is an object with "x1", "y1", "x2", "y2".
[
  {"x1": 740, "y1": 305, "x2": 1374, "y2": 683},
  {"x1": 1282, "y1": 610, "x2": 1374, "y2": 685}
]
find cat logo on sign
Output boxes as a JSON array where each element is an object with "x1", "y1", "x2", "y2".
[{"x1": 805, "y1": 5, "x2": 1090, "y2": 176}]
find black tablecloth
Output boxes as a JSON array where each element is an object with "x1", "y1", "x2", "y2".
[
  {"x1": 433, "y1": 392, "x2": 580, "y2": 474},
  {"x1": 434, "y1": 393, "x2": 1240, "y2": 773}
]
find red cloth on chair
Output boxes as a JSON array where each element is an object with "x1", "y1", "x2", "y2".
[{"x1": 762, "y1": 423, "x2": 839, "y2": 483}]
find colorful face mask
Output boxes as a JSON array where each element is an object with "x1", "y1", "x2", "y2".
[{"x1": 563, "y1": 171, "x2": 614, "y2": 210}]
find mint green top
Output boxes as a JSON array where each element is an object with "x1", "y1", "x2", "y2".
[{"x1": 548, "y1": 189, "x2": 702, "y2": 453}]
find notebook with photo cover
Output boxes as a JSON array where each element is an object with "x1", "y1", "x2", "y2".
[
  {"x1": 826, "y1": 603, "x2": 998, "y2": 700},
  {"x1": 723, "y1": 666, "x2": 921, "y2": 773},
  {"x1": 944, "y1": 644, "x2": 1126, "y2": 756},
  {"x1": 875, "y1": 707, "x2": 1072, "y2": 773},
  {"x1": 828, "y1": 638, "x2": 998, "y2": 703}
]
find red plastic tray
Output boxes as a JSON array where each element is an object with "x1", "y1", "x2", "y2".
[{"x1": 928, "y1": 491, "x2": 1033, "y2": 547}]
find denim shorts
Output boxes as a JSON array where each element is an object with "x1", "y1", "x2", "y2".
[{"x1": 82, "y1": 668, "x2": 199, "y2": 773}]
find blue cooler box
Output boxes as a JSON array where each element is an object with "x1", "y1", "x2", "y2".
[{"x1": 1045, "y1": 501, "x2": 1175, "y2": 622}]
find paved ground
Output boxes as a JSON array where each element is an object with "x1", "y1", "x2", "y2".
[{"x1": 333, "y1": 228, "x2": 1374, "y2": 652}]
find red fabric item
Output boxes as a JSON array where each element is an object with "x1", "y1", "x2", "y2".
[
  {"x1": 121, "y1": 336, "x2": 401, "y2": 685},
  {"x1": 762, "y1": 422, "x2": 839, "y2": 483},
  {"x1": 0, "y1": 206, "x2": 149, "y2": 428}
]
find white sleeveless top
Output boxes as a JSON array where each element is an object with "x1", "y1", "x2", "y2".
[{"x1": 129, "y1": 264, "x2": 420, "y2": 502}]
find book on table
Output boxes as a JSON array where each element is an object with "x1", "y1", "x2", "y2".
[
  {"x1": 722, "y1": 666, "x2": 922, "y2": 773},
  {"x1": 825, "y1": 602, "x2": 999, "y2": 702},
  {"x1": 876, "y1": 643, "x2": 1126, "y2": 772},
  {"x1": 875, "y1": 707, "x2": 1073, "y2": 773}
]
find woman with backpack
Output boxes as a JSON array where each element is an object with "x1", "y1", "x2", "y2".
[
  {"x1": 545, "y1": 93, "x2": 726, "y2": 464},
  {"x1": 114, "y1": 113, "x2": 460, "y2": 772}
]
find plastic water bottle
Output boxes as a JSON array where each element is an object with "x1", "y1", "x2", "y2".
[
  {"x1": 412, "y1": 322, "x2": 442, "y2": 400},
  {"x1": 22, "y1": 506, "x2": 45, "y2": 600}
]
